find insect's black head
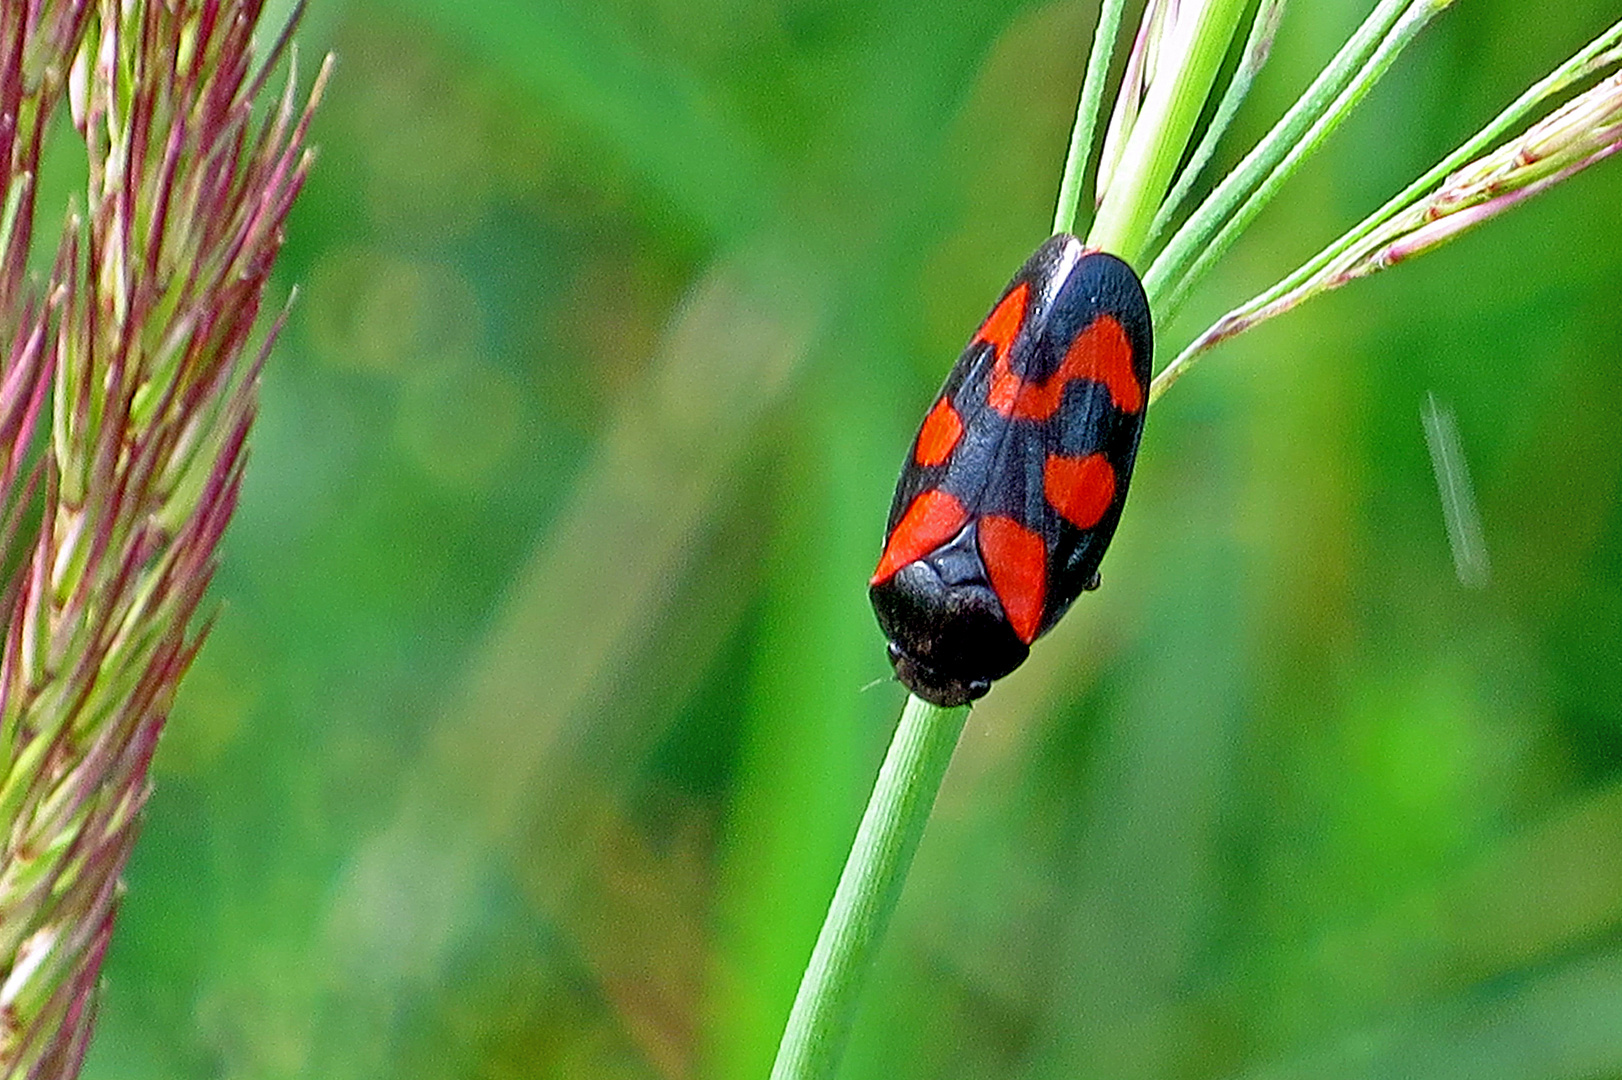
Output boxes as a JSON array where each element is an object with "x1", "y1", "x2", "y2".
[
  {"x1": 884, "y1": 642, "x2": 991, "y2": 708},
  {"x1": 869, "y1": 535, "x2": 1029, "y2": 707}
]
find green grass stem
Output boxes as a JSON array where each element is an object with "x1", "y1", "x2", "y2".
[
  {"x1": 766, "y1": 694, "x2": 968, "y2": 1080},
  {"x1": 1053, "y1": 0, "x2": 1131, "y2": 237},
  {"x1": 762, "y1": 2, "x2": 1502, "y2": 1077},
  {"x1": 1145, "y1": 0, "x2": 1450, "y2": 317},
  {"x1": 767, "y1": 8, "x2": 1255, "y2": 1079},
  {"x1": 1087, "y1": 0, "x2": 1249, "y2": 262},
  {"x1": 1151, "y1": 16, "x2": 1622, "y2": 399},
  {"x1": 1146, "y1": 0, "x2": 1289, "y2": 246}
]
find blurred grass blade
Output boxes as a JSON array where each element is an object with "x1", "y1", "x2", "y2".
[
  {"x1": 323, "y1": 245, "x2": 819, "y2": 1073},
  {"x1": 389, "y1": 0, "x2": 776, "y2": 242},
  {"x1": 420, "y1": 245, "x2": 815, "y2": 835},
  {"x1": 1422, "y1": 394, "x2": 1490, "y2": 589},
  {"x1": 1228, "y1": 946, "x2": 1622, "y2": 1080}
]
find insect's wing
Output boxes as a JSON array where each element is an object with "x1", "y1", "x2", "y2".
[
  {"x1": 883, "y1": 341, "x2": 978, "y2": 538},
  {"x1": 879, "y1": 269, "x2": 1033, "y2": 542},
  {"x1": 1034, "y1": 250, "x2": 1153, "y2": 634}
]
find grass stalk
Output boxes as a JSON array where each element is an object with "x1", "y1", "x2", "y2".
[
  {"x1": 766, "y1": 694, "x2": 968, "y2": 1080},
  {"x1": 1146, "y1": 0, "x2": 1289, "y2": 246},
  {"x1": 1145, "y1": 0, "x2": 1453, "y2": 317},
  {"x1": 1053, "y1": 0, "x2": 1132, "y2": 237},
  {"x1": 771, "y1": 3, "x2": 1622, "y2": 1077},
  {"x1": 1088, "y1": 0, "x2": 1250, "y2": 261},
  {"x1": 766, "y1": 7, "x2": 1254, "y2": 1079}
]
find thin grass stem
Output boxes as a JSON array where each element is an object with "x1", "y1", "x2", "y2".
[
  {"x1": 1089, "y1": 0, "x2": 1251, "y2": 261},
  {"x1": 1143, "y1": 0, "x2": 1414, "y2": 308},
  {"x1": 766, "y1": 694, "x2": 968, "y2": 1080},
  {"x1": 1146, "y1": 0, "x2": 1288, "y2": 247},
  {"x1": 1054, "y1": 0, "x2": 1132, "y2": 237},
  {"x1": 765, "y1": 4, "x2": 1500, "y2": 1078},
  {"x1": 1152, "y1": 16, "x2": 1622, "y2": 401}
]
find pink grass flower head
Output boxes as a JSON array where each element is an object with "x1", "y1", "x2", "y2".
[{"x1": 0, "y1": 2, "x2": 327, "y2": 1074}]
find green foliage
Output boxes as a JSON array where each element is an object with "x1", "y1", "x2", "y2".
[{"x1": 77, "y1": 0, "x2": 1622, "y2": 1078}]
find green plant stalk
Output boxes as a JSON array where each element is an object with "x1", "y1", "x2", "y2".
[
  {"x1": 1088, "y1": 0, "x2": 1250, "y2": 262},
  {"x1": 767, "y1": 693, "x2": 968, "y2": 1080},
  {"x1": 1053, "y1": 0, "x2": 1131, "y2": 237},
  {"x1": 1143, "y1": 0, "x2": 1411, "y2": 304},
  {"x1": 1150, "y1": 0, "x2": 1455, "y2": 318},
  {"x1": 1146, "y1": 0, "x2": 1288, "y2": 246},
  {"x1": 1150, "y1": 17, "x2": 1622, "y2": 399},
  {"x1": 1093, "y1": 1, "x2": 1170, "y2": 211}
]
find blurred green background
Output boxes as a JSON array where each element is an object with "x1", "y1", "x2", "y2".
[{"x1": 80, "y1": 0, "x2": 1622, "y2": 1077}]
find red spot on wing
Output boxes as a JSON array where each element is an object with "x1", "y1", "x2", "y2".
[
  {"x1": 1061, "y1": 314, "x2": 1142, "y2": 413},
  {"x1": 1044, "y1": 453, "x2": 1116, "y2": 530},
  {"x1": 988, "y1": 313, "x2": 1142, "y2": 421},
  {"x1": 914, "y1": 398, "x2": 963, "y2": 467},
  {"x1": 871, "y1": 489, "x2": 969, "y2": 585},
  {"x1": 976, "y1": 282, "x2": 1029, "y2": 363},
  {"x1": 977, "y1": 515, "x2": 1047, "y2": 644}
]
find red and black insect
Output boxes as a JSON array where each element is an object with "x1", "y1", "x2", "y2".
[{"x1": 870, "y1": 234, "x2": 1152, "y2": 707}]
